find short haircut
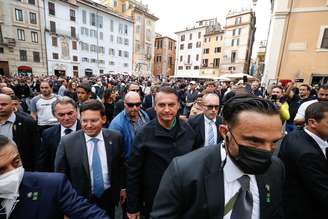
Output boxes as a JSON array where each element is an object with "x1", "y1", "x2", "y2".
[
  {"x1": 80, "y1": 99, "x2": 105, "y2": 116},
  {"x1": 203, "y1": 93, "x2": 220, "y2": 103},
  {"x1": 40, "y1": 80, "x2": 53, "y2": 88},
  {"x1": 51, "y1": 96, "x2": 77, "y2": 116},
  {"x1": 300, "y1": 84, "x2": 311, "y2": 91},
  {"x1": 77, "y1": 83, "x2": 92, "y2": 93},
  {"x1": 272, "y1": 85, "x2": 283, "y2": 92},
  {"x1": 319, "y1": 83, "x2": 328, "y2": 90},
  {"x1": 204, "y1": 81, "x2": 216, "y2": 88},
  {"x1": 157, "y1": 86, "x2": 178, "y2": 98},
  {"x1": 222, "y1": 95, "x2": 279, "y2": 127},
  {"x1": 305, "y1": 102, "x2": 328, "y2": 124},
  {"x1": 127, "y1": 82, "x2": 139, "y2": 90}
]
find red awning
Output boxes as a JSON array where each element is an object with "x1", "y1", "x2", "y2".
[{"x1": 18, "y1": 66, "x2": 32, "y2": 71}]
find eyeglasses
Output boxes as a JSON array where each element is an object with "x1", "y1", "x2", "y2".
[
  {"x1": 204, "y1": 105, "x2": 220, "y2": 110},
  {"x1": 126, "y1": 102, "x2": 142, "y2": 107},
  {"x1": 130, "y1": 89, "x2": 140, "y2": 92}
]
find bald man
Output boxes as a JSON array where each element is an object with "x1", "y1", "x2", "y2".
[
  {"x1": 109, "y1": 91, "x2": 150, "y2": 159},
  {"x1": 0, "y1": 94, "x2": 40, "y2": 171},
  {"x1": 1, "y1": 87, "x2": 15, "y2": 96}
]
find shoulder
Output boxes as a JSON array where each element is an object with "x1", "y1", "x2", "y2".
[
  {"x1": 42, "y1": 125, "x2": 60, "y2": 137},
  {"x1": 110, "y1": 111, "x2": 126, "y2": 124},
  {"x1": 103, "y1": 128, "x2": 122, "y2": 139},
  {"x1": 299, "y1": 99, "x2": 317, "y2": 109},
  {"x1": 60, "y1": 130, "x2": 82, "y2": 143},
  {"x1": 23, "y1": 172, "x2": 66, "y2": 187},
  {"x1": 15, "y1": 112, "x2": 36, "y2": 124},
  {"x1": 188, "y1": 114, "x2": 203, "y2": 124}
]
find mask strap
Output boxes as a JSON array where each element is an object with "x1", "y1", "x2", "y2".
[{"x1": 220, "y1": 142, "x2": 228, "y2": 170}]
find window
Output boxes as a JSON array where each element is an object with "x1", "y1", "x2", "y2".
[
  {"x1": 180, "y1": 56, "x2": 183, "y2": 62},
  {"x1": 82, "y1": 10, "x2": 87, "y2": 24},
  {"x1": 71, "y1": 27, "x2": 76, "y2": 38},
  {"x1": 156, "y1": 56, "x2": 161, "y2": 63},
  {"x1": 20, "y1": 50, "x2": 27, "y2": 61},
  {"x1": 214, "y1": 58, "x2": 220, "y2": 67},
  {"x1": 119, "y1": 23, "x2": 123, "y2": 34},
  {"x1": 113, "y1": 0, "x2": 118, "y2": 7},
  {"x1": 187, "y1": 55, "x2": 191, "y2": 63},
  {"x1": 33, "y1": 51, "x2": 40, "y2": 62},
  {"x1": 178, "y1": 66, "x2": 183, "y2": 70},
  {"x1": 202, "y1": 59, "x2": 208, "y2": 67},
  {"x1": 98, "y1": 16, "x2": 103, "y2": 28},
  {"x1": 186, "y1": 66, "x2": 191, "y2": 70},
  {"x1": 216, "y1": 36, "x2": 219, "y2": 41},
  {"x1": 109, "y1": 61, "x2": 115, "y2": 65},
  {"x1": 231, "y1": 51, "x2": 237, "y2": 63},
  {"x1": 48, "y1": 2, "x2": 55, "y2": 16},
  {"x1": 236, "y1": 38, "x2": 240, "y2": 46},
  {"x1": 124, "y1": 25, "x2": 128, "y2": 35},
  {"x1": 228, "y1": 66, "x2": 236, "y2": 71},
  {"x1": 70, "y1": 9, "x2": 76, "y2": 21},
  {"x1": 124, "y1": 63, "x2": 129, "y2": 68},
  {"x1": 31, "y1": 31, "x2": 38, "y2": 43},
  {"x1": 73, "y1": 56, "x2": 78, "y2": 61},
  {"x1": 30, "y1": 12, "x2": 37, "y2": 24},
  {"x1": 124, "y1": 51, "x2": 129, "y2": 58},
  {"x1": 320, "y1": 28, "x2": 328, "y2": 49},
  {"x1": 90, "y1": 13, "x2": 96, "y2": 26},
  {"x1": 0, "y1": 48, "x2": 3, "y2": 54},
  {"x1": 99, "y1": 69, "x2": 104, "y2": 74},
  {"x1": 194, "y1": 66, "x2": 199, "y2": 70},
  {"x1": 90, "y1": 45, "x2": 97, "y2": 52},
  {"x1": 90, "y1": 30, "x2": 97, "y2": 38},
  {"x1": 110, "y1": 20, "x2": 114, "y2": 32},
  {"x1": 187, "y1": 43, "x2": 192, "y2": 49},
  {"x1": 235, "y1": 17, "x2": 241, "y2": 25},
  {"x1": 136, "y1": 25, "x2": 141, "y2": 33},
  {"x1": 90, "y1": 59, "x2": 96, "y2": 63},
  {"x1": 169, "y1": 41, "x2": 173, "y2": 50},
  {"x1": 80, "y1": 42, "x2": 89, "y2": 51},
  {"x1": 117, "y1": 36, "x2": 123, "y2": 44},
  {"x1": 233, "y1": 29, "x2": 236, "y2": 36},
  {"x1": 28, "y1": 0, "x2": 35, "y2": 5},
  {"x1": 99, "y1": 32, "x2": 103, "y2": 40},
  {"x1": 198, "y1": 32, "x2": 201, "y2": 39},
  {"x1": 98, "y1": 46, "x2": 105, "y2": 54},
  {"x1": 189, "y1": 33, "x2": 192, "y2": 40},
  {"x1": 15, "y1": 9, "x2": 23, "y2": 22},
  {"x1": 52, "y1": 36, "x2": 57, "y2": 47},
  {"x1": 82, "y1": 57, "x2": 89, "y2": 62},
  {"x1": 169, "y1": 57, "x2": 173, "y2": 65},
  {"x1": 110, "y1": 35, "x2": 114, "y2": 42},
  {"x1": 180, "y1": 44, "x2": 184, "y2": 50},
  {"x1": 231, "y1": 39, "x2": 235, "y2": 46},
  {"x1": 204, "y1": 38, "x2": 207, "y2": 43},
  {"x1": 196, "y1": 42, "x2": 201, "y2": 48},
  {"x1": 215, "y1": 47, "x2": 221, "y2": 53},
  {"x1": 203, "y1": 48, "x2": 209, "y2": 54},
  {"x1": 124, "y1": 38, "x2": 129, "y2": 46},
  {"x1": 50, "y1": 21, "x2": 56, "y2": 33},
  {"x1": 17, "y1": 29, "x2": 25, "y2": 41},
  {"x1": 146, "y1": 29, "x2": 151, "y2": 41},
  {"x1": 118, "y1": 50, "x2": 122, "y2": 57},
  {"x1": 181, "y1": 35, "x2": 185, "y2": 42},
  {"x1": 196, "y1": 54, "x2": 199, "y2": 61},
  {"x1": 72, "y1": 41, "x2": 77, "y2": 50},
  {"x1": 238, "y1": 28, "x2": 242, "y2": 35},
  {"x1": 52, "y1": 53, "x2": 59, "y2": 59}
]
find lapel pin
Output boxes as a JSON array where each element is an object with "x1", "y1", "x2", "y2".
[
  {"x1": 265, "y1": 184, "x2": 271, "y2": 203},
  {"x1": 109, "y1": 141, "x2": 112, "y2": 145},
  {"x1": 18, "y1": 123, "x2": 22, "y2": 125},
  {"x1": 27, "y1": 192, "x2": 32, "y2": 198},
  {"x1": 32, "y1": 192, "x2": 39, "y2": 201}
]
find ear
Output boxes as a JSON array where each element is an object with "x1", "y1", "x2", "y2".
[
  {"x1": 219, "y1": 124, "x2": 229, "y2": 140},
  {"x1": 307, "y1": 119, "x2": 317, "y2": 129}
]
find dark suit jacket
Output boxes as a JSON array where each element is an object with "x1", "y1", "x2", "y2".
[
  {"x1": 13, "y1": 112, "x2": 41, "y2": 171},
  {"x1": 54, "y1": 129, "x2": 126, "y2": 205},
  {"x1": 278, "y1": 130, "x2": 328, "y2": 219},
  {"x1": 151, "y1": 144, "x2": 285, "y2": 219},
  {"x1": 143, "y1": 94, "x2": 154, "y2": 110},
  {"x1": 37, "y1": 121, "x2": 81, "y2": 172},
  {"x1": 188, "y1": 114, "x2": 223, "y2": 147},
  {"x1": 10, "y1": 172, "x2": 109, "y2": 219}
]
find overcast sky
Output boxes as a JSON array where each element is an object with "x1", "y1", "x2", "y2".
[{"x1": 97, "y1": 0, "x2": 272, "y2": 58}]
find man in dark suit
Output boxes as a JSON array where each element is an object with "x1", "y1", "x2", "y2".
[
  {"x1": 0, "y1": 94, "x2": 41, "y2": 171},
  {"x1": 37, "y1": 96, "x2": 81, "y2": 172},
  {"x1": 127, "y1": 87, "x2": 198, "y2": 219},
  {"x1": 0, "y1": 135, "x2": 109, "y2": 219},
  {"x1": 142, "y1": 86, "x2": 159, "y2": 110},
  {"x1": 278, "y1": 101, "x2": 328, "y2": 219},
  {"x1": 55, "y1": 99, "x2": 126, "y2": 218},
  {"x1": 151, "y1": 95, "x2": 284, "y2": 219},
  {"x1": 188, "y1": 93, "x2": 223, "y2": 147}
]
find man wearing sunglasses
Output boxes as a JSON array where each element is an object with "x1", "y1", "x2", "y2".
[
  {"x1": 188, "y1": 93, "x2": 223, "y2": 147},
  {"x1": 37, "y1": 97, "x2": 80, "y2": 172}
]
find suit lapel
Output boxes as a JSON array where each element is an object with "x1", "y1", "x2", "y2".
[
  {"x1": 79, "y1": 132, "x2": 91, "y2": 182},
  {"x1": 200, "y1": 115, "x2": 205, "y2": 144},
  {"x1": 55, "y1": 125, "x2": 61, "y2": 147},
  {"x1": 102, "y1": 129, "x2": 113, "y2": 172},
  {"x1": 205, "y1": 170, "x2": 224, "y2": 219},
  {"x1": 256, "y1": 175, "x2": 271, "y2": 219}
]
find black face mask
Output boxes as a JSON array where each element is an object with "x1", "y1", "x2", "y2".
[{"x1": 226, "y1": 131, "x2": 273, "y2": 175}]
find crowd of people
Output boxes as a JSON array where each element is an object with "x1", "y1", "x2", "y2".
[{"x1": 0, "y1": 73, "x2": 327, "y2": 219}]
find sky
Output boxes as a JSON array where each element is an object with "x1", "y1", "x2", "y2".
[{"x1": 97, "y1": 0, "x2": 272, "y2": 58}]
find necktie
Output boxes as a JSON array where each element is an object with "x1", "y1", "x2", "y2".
[
  {"x1": 64, "y1": 128, "x2": 72, "y2": 135},
  {"x1": 325, "y1": 147, "x2": 328, "y2": 159},
  {"x1": 231, "y1": 175, "x2": 253, "y2": 219},
  {"x1": 0, "y1": 198, "x2": 6, "y2": 219},
  {"x1": 90, "y1": 138, "x2": 105, "y2": 198},
  {"x1": 207, "y1": 121, "x2": 215, "y2": 146}
]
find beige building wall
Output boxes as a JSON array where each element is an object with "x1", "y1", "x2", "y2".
[
  {"x1": 201, "y1": 31, "x2": 224, "y2": 77},
  {"x1": 0, "y1": 0, "x2": 47, "y2": 76},
  {"x1": 276, "y1": 0, "x2": 328, "y2": 84},
  {"x1": 153, "y1": 36, "x2": 176, "y2": 78}
]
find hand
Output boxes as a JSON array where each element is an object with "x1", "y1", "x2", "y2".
[
  {"x1": 120, "y1": 189, "x2": 127, "y2": 205},
  {"x1": 127, "y1": 212, "x2": 140, "y2": 219}
]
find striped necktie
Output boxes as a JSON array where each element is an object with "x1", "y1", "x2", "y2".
[{"x1": 208, "y1": 120, "x2": 215, "y2": 146}]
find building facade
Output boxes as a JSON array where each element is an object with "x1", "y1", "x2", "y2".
[
  {"x1": 152, "y1": 34, "x2": 176, "y2": 78},
  {"x1": 221, "y1": 9, "x2": 256, "y2": 75},
  {"x1": 175, "y1": 18, "x2": 220, "y2": 78},
  {"x1": 200, "y1": 27, "x2": 224, "y2": 77},
  {"x1": 44, "y1": 0, "x2": 133, "y2": 77},
  {"x1": 101, "y1": 0, "x2": 158, "y2": 76},
  {"x1": 0, "y1": 0, "x2": 47, "y2": 76},
  {"x1": 262, "y1": 0, "x2": 328, "y2": 86}
]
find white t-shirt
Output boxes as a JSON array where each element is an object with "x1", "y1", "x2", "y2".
[
  {"x1": 294, "y1": 99, "x2": 318, "y2": 122},
  {"x1": 30, "y1": 94, "x2": 58, "y2": 126}
]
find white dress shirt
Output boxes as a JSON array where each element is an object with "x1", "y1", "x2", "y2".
[
  {"x1": 84, "y1": 132, "x2": 110, "y2": 193},
  {"x1": 204, "y1": 116, "x2": 217, "y2": 146},
  {"x1": 220, "y1": 144, "x2": 260, "y2": 219},
  {"x1": 294, "y1": 99, "x2": 318, "y2": 121},
  {"x1": 60, "y1": 121, "x2": 78, "y2": 137},
  {"x1": 304, "y1": 128, "x2": 328, "y2": 158}
]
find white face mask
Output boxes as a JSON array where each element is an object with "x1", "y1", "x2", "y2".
[{"x1": 0, "y1": 167, "x2": 24, "y2": 200}]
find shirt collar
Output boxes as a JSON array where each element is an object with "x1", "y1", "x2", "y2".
[
  {"x1": 204, "y1": 115, "x2": 216, "y2": 124},
  {"x1": 304, "y1": 127, "x2": 328, "y2": 150},
  {"x1": 61, "y1": 121, "x2": 77, "y2": 134},
  {"x1": 84, "y1": 130, "x2": 104, "y2": 143},
  {"x1": 7, "y1": 112, "x2": 16, "y2": 124}
]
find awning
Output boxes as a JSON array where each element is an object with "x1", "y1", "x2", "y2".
[{"x1": 18, "y1": 66, "x2": 32, "y2": 71}]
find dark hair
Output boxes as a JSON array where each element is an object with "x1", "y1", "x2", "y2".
[
  {"x1": 0, "y1": 135, "x2": 11, "y2": 150},
  {"x1": 319, "y1": 83, "x2": 328, "y2": 90},
  {"x1": 305, "y1": 102, "x2": 328, "y2": 124},
  {"x1": 40, "y1": 80, "x2": 53, "y2": 88},
  {"x1": 300, "y1": 84, "x2": 311, "y2": 91},
  {"x1": 222, "y1": 95, "x2": 279, "y2": 127},
  {"x1": 157, "y1": 86, "x2": 178, "y2": 98},
  {"x1": 272, "y1": 85, "x2": 283, "y2": 92},
  {"x1": 80, "y1": 99, "x2": 105, "y2": 116},
  {"x1": 77, "y1": 83, "x2": 92, "y2": 93}
]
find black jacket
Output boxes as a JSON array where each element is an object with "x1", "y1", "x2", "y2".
[
  {"x1": 127, "y1": 118, "x2": 198, "y2": 216},
  {"x1": 279, "y1": 130, "x2": 328, "y2": 219},
  {"x1": 188, "y1": 114, "x2": 223, "y2": 147},
  {"x1": 13, "y1": 112, "x2": 41, "y2": 171},
  {"x1": 151, "y1": 144, "x2": 285, "y2": 219}
]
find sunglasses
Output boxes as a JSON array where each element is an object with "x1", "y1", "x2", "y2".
[
  {"x1": 126, "y1": 102, "x2": 142, "y2": 107},
  {"x1": 130, "y1": 89, "x2": 140, "y2": 92},
  {"x1": 205, "y1": 105, "x2": 220, "y2": 110}
]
